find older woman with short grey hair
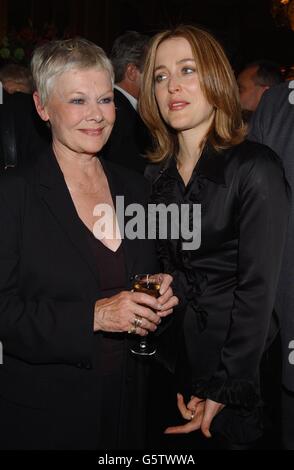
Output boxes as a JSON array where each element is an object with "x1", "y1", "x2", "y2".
[{"x1": 0, "y1": 38, "x2": 177, "y2": 450}]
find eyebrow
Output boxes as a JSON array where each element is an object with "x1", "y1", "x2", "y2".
[
  {"x1": 68, "y1": 89, "x2": 114, "y2": 96},
  {"x1": 154, "y1": 58, "x2": 195, "y2": 72},
  {"x1": 68, "y1": 91, "x2": 86, "y2": 95}
]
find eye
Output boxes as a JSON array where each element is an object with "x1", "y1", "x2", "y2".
[
  {"x1": 182, "y1": 67, "x2": 195, "y2": 75},
  {"x1": 154, "y1": 73, "x2": 167, "y2": 83},
  {"x1": 98, "y1": 96, "x2": 114, "y2": 104},
  {"x1": 70, "y1": 98, "x2": 85, "y2": 105}
]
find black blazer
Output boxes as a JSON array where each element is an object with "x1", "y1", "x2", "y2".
[
  {"x1": 0, "y1": 148, "x2": 158, "y2": 449},
  {"x1": 102, "y1": 88, "x2": 152, "y2": 173},
  {"x1": 249, "y1": 83, "x2": 294, "y2": 391},
  {"x1": 147, "y1": 140, "x2": 289, "y2": 416}
]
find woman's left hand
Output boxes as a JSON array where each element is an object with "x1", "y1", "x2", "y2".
[
  {"x1": 164, "y1": 393, "x2": 225, "y2": 438},
  {"x1": 156, "y1": 273, "x2": 179, "y2": 318},
  {"x1": 200, "y1": 398, "x2": 225, "y2": 438}
]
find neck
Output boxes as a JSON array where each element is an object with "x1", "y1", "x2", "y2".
[
  {"x1": 177, "y1": 114, "x2": 214, "y2": 169},
  {"x1": 116, "y1": 80, "x2": 138, "y2": 99},
  {"x1": 53, "y1": 141, "x2": 99, "y2": 173},
  {"x1": 52, "y1": 141, "x2": 103, "y2": 193},
  {"x1": 177, "y1": 132, "x2": 203, "y2": 170}
]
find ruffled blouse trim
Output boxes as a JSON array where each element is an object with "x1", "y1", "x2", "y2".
[{"x1": 192, "y1": 377, "x2": 261, "y2": 411}]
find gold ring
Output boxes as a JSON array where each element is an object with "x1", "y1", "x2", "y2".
[
  {"x1": 133, "y1": 315, "x2": 143, "y2": 328},
  {"x1": 128, "y1": 326, "x2": 137, "y2": 334}
]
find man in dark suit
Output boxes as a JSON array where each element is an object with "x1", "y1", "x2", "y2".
[
  {"x1": 249, "y1": 82, "x2": 294, "y2": 449},
  {"x1": 102, "y1": 31, "x2": 152, "y2": 173},
  {"x1": 0, "y1": 89, "x2": 50, "y2": 172}
]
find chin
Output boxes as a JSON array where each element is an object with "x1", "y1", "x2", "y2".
[
  {"x1": 168, "y1": 117, "x2": 191, "y2": 129},
  {"x1": 171, "y1": 123, "x2": 191, "y2": 132},
  {"x1": 79, "y1": 142, "x2": 106, "y2": 154}
]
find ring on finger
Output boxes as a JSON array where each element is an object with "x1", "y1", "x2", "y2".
[
  {"x1": 128, "y1": 325, "x2": 137, "y2": 334},
  {"x1": 133, "y1": 315, "x2": 143, "y2": 328},
  {"x1": 190, "y1": 410, "x2": 195, "y2": 420}
]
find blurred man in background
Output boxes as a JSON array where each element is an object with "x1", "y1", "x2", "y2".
[
  {"x1": 237, "y1": 60, "x2": 283, "y2": 128},
  {"x1": 102, "y1": 31, "x2": 152, "y2": 173},
  {"x1": 0, "y1": 64, "x2": 33, "y2": 94},
  {"x1": 0, "y1": 88, "x2": 49, "y2": 171},
  {"x1": 249, "y1": 81, "x2": 294, "y2": 449}
]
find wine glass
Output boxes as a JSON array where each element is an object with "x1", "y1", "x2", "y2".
[{"x1": 130, "y1": 274, "x2": 161, "y2": 356}]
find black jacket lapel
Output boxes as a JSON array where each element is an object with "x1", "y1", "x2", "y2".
[
  {"x1": 38, "y1": 149, "x2": 101, "y2": 286},
  {"x1": 100, "y1": 158, "x2": 138, "y2": 284}
]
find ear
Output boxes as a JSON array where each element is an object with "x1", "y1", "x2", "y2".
[
  {"x1": 257, "y1": 85, "x2": 269, "y2": 102},
  {"x1": 125, "y1": 63, "x2": 140, "y2": 82},
  {"x1": 3, "y1": 80, "x2": 16, "y2": 94},
  {"x1": 33, "y1": 91, "x2": 50, "y2": 122}
]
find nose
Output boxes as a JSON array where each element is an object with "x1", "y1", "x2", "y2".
[
  {"x1": 85, "y1": 102, "x2": 104, "y2": 123},
  {"x1": 168, "y1": 74, "x2": 181, "y2": 93}
]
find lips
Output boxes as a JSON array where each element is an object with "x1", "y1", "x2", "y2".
[
  {"x1": 79, "y1": 128, "x2": 104, "y2": 136},
  {"x1": 168, "y1": 100, "x2": 189, "y2": 111}
]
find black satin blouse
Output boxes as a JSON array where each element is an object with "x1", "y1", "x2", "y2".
[{"x1": 147, "y1": 140, "x2": 289, "y2": 434}]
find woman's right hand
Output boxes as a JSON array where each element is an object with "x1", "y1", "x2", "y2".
[
  {"x1": 93, "y1": 291, "x2": 163, "y2": 335},
  {"x1": 164, "y1": 393, "x2": 225, "y2": 438},
  {"x1": 164, "y1": 393, "x2": 206, "y2": 435}
]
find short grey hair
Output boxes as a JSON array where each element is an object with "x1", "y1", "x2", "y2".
[
  {"x1": 31, "y1": 37, "x2": 114, "y2": 105},
  {"x1": 110, "y1": 31, "x2": 150, "y2": 83},
  {"x1": 243, "y1": 60, "x2": 283, "y2": 88}
]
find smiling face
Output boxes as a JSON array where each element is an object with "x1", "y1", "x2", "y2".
[
  {"x1": 34, "y1": 67, "x2": 115, "y2": 158},
  {"x1": 153, "y1": 37, "x2": 215, "y2": 139}
]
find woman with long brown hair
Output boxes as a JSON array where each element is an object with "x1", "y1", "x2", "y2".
[{"x1": 140, "y1": 25, "x2": 289, "y2": 449}]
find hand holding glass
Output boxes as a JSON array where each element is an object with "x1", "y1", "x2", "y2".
[{"x1": 130, "y1": 274, "x2": 161, "y2": 356}]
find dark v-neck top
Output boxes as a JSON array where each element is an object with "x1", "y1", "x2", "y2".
[{"x1": 83, "y1": 224, "x2": 128, "y2": 448}]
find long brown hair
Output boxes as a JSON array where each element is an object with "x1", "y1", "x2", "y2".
[{"x1": 139, "y1": 25, "x2": 245, "y2": 162}]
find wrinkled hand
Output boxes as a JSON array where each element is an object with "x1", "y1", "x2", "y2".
[
  {"x1": 93, "y1": 274, "x2": 178, "y2": 335},
  {"x1": 164, "y1": 393, "x2": 225, "y2": 438},
  {"x1": 156, "y1": 273, "x2": 179, "y2": 318},
  {"x1": 94, "y1": 290, "x2": 162, "y2": 335}
]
